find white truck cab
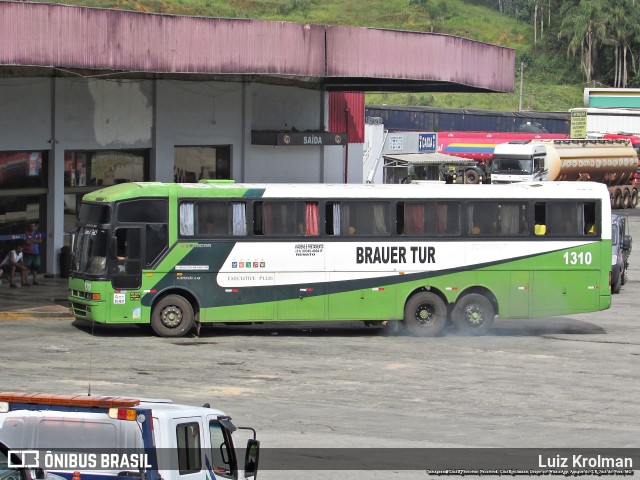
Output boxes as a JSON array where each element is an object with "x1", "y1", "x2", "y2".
[
  {"x1": 0, "y1": 393, "x2": 259, "y2": 480},
  {"x1": 490, "y1": 141, "x2": 548, "y2": 183}
]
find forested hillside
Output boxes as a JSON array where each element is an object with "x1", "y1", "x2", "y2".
[{"x1": 30, "y1": 0, "x2": 638, "y2": 112}]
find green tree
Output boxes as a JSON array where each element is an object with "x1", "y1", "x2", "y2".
[
  {"x1": 601, "y1": 0, "x2": 640, "y2": 87},
  {"x1": 558, "y1": 0, "x2": 607, "y2": 83}
]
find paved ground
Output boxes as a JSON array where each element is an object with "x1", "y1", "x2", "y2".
[{"x1": 0, "y1": 275, "x2": 71, "y2": 317}]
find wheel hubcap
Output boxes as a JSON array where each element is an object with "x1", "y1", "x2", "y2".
[
  {"x1": 415, "y1": 304, "x2": 434, "y2": 326},
  {"x1": 161, "y1": 305, "x2": 183, "y2": 328},
  {"x1": 465, "y1": 305, "x2": 484, "y2": 325}
]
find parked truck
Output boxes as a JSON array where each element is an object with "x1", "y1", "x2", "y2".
[
  {"x1": 0, "y1": 392, "x2": 260, "y2": 480},
  {"x1": 490, "y1": 138, "x2": 639, "y2": 209}
]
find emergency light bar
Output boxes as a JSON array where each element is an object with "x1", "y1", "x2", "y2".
[{"x1": 0, "y1": 392, "x2": 141, "y2": 409}]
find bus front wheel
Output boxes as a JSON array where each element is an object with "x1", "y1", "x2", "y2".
[
  {"x1": 402, "y1": 292, "x2": 447, "y2": 336},
  {"x1": 151, "y1": 294, "x2": 195, "y2": 337},
  {"x1": 451, "y1": 294, "x2": 494, "y2": 335}
]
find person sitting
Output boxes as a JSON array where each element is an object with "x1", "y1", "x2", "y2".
[{"x1": 0, "y1": 242, "x2": 30, "y2": 287}]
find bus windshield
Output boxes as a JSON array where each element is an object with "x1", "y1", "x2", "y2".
[
  {"x1": 491, "y1": 156, "x2": 533, "y2": 174},
  {"x1": 73, "y1": 227, "x2": 110, "y2": 276}
]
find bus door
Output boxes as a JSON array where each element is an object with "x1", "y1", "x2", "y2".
[{"x1": 111, "y1": 227, "x2": 142, "y2": 290}]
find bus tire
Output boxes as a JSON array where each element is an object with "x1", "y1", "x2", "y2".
[
  {"x1": 631, "y1": 189, "x2": 638, "y2": 208},
  {"x1": 402, "y1": 292, "x2": 447, "y2": 337},
  {"x1": 621, "y1": 267, "x2": 627, "y2": 286},
  {"x1": 623, "y1": 189, "x2": 631, "y2": 209},
  {"x1": 151, "y1": 294, "x2": 195, "y2": 337},
  {"x1": 465, "y1": 169, "x2": 480, "y2": 184},
  {"x1": 451, "y1": 293, "x2": 494, "y2": 335}
]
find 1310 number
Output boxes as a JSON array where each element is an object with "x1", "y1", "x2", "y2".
[{"x1": 563, "y1": 251, "x2": 592, "y2": 265}]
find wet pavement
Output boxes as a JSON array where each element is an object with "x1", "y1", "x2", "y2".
[{"x1": 0, "y1": 275, "x2": 71, "y2": 318}]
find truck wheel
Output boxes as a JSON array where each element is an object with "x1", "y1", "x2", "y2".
[
  {"x1": 451, "y1": 293, "x2": 494, "y2": 335},
  {"x1": 151, "y1": 294, "x2": 195, "y2": 337},
  {"x1": 613, "y1": 189, "x2": 623, "y2": 210},
  {"x1": 632, "y1": 190, "x2": 638, "y2": 208},
  {"x1": 403, "y1": 292, "x2": 447, "y2": 336},
  {"x1": 612, "y1": 272, "x2": 622, "y2": 294},
  {"x1": 465, "y1": 169, "x2": 480, "y2": 184},
  {"x1": 623, "y1": 189, "x2": 631, "y2": 209}
]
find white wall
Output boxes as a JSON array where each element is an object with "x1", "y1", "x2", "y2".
[
  {"x1": 247, "y1": 84, "x2": 328, "y2": 183},
  {"x1": 155, "y1": 80, "x2": 244, "y2": 181},
  {"x1": 0, "y1": 78, "x2": 51, "y2": 150}
]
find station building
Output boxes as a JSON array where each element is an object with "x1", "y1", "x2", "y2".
[{"x1": 0, "y1": 1, "x2": 515, "y2": 275}]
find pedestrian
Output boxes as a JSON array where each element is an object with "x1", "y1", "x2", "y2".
[
  {"x1": 0, "y1": 241, "x2": 30, "y2": 288},
  {"x1": 23, "y1": 222, "x2": 42, "y2": 285}
]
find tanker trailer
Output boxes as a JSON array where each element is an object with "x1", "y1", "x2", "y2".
[{"x1": 491, "y1": 138, "x2": 639, "y2": 209}]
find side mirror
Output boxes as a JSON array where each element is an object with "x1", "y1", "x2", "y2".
[{"x1": 244, "y1": 439, "x2": 260, "y2": 479}]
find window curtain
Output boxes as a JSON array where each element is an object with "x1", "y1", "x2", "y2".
[
  {"x1": 373, "y1": 204, "x2": 387, "y2": 234},
  {"x1": 179, "y1": 203, "x2": 194, "y2": 236},
  {"x1": 500, "y1": 203, "x2": 520, "y2": 234},
  {"x1": 263, "y1": 204, "x2": 273, "y2": 235},
  {"x1": 467, "y1": 204, "x2": 475, "y2": 233},
  {"x1": 436, "y1": 204, "x2": 449, "y2": 233},
  {"x1": 576, "y1": 204, "x2": 585, "y2": 234},
  {"x1": 340, "y1": 204, "x2": 352, "y2": 235},
  {"x1": 231, "y1": 202, "x2": 246, "y2": 236},
  {"x1": 305, "y1": 202, "x2": 319, "y2": 236},
  {"x1": 405, "y1": 204, "x2": 424, "y2": 234},
  {"x1": 333, "y1": 203, "x2": 341, "y2": 236}
]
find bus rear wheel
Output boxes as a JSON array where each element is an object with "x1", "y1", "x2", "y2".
[
  {"x1": 403, "y1": 292, "x2": 447, "y2": 336},
  {"x1": 151, "y1": 294, "x2": 195, "y2": 337},
  {"x1": 451, "y1": 293, "x2": 494, "y2": 335}
]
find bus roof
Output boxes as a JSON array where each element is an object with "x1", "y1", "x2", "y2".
[{"x1": 82, "y1": 181, "x2": 611, "y2": 202}]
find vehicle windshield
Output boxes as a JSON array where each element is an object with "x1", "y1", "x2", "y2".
[
  {"x1": 72, "y1": 227, "x2": 110, "y2": 276},
  {"x1": 490, "y1": 156, "x2": 533, "y2": 174}
]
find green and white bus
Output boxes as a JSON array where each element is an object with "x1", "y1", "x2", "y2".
[{"x1": 69, "y1": 180, "x2": 612, "y2": 337}]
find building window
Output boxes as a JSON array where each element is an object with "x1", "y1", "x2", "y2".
[
  {"x1": 64, "y1": 150, "x2": 149, "y2": 187},
  {"x1": 174, "y1": 146, "x2": 231, "y2": 182}
]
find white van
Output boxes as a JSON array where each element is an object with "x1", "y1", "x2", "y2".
[{"x1": 0, "y1": 393, "x2": 259, "y2": 480}]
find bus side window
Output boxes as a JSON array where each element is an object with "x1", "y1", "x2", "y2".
[
  {"x1": 534, "y1": 202, "x2": 546, "y2": 235},
  {"x1": 146, "y1": 224, "x2": 167, "y2": 267},
  {"x1": 468, "y1": 202, "x2": 497, "y2": 235},
  {"x1": 583, "y1": 202, "x2": 597, "y2": 235},
  {"x1": 548, "y1": 202, "x2": 583, "y2": 235}
]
